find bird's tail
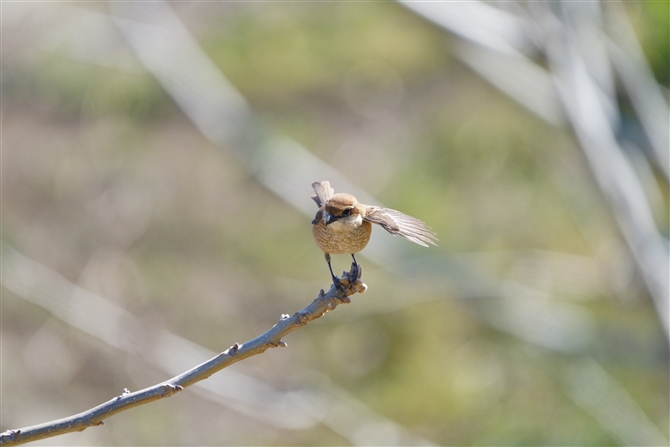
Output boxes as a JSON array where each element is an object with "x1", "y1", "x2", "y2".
[{"x1": 311, "y1": 181, "x2": 335, "y2": 207}]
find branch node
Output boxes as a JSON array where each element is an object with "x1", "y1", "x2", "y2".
[
  {"x1": 331, "y1": 284, "x2": 348, "y2": 300},
  {"x1": 228, "y1": 342, "x2": 241, "y2": 355},
  {"x1": 116, "y1": 387, "x2": 131, "y2": 399},
  {"x1": 295, "y1": 311, "x2": 311, "y2": 325},
  {"x1": 0, "y1": 429, "x2": 21, "y2": 442},
  {"x1": 160, "y1": 383, "x2": 184, "y2": 397},
  {"x1": 267, "y1": 339, "x2": 288, "y2": 348},
  {"x1": 77, "y1": 419, "x2": 103, "y2": 431},
  {"x1": 353, "y1": 280, "x2": 367, "y2": 294}
]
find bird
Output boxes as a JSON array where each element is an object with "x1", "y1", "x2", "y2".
[{"x1": 311, "y1": 180, "x2": 437, "y2": 290}]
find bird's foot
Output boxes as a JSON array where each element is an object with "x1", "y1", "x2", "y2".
[
  {"x1": 327, "y1": 262, "x2": 366, "y2": 300},
  {"x1": 334, "y1": 263, "x2": 366, "y2": 298},
  {"x1": 332, "y1": 275, "x2": 348, "y2": 297}
]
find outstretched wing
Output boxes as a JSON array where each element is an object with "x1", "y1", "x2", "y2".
[
  {"x1": 364, "y1": 206, "x2": 438, "y2": 247},
  {"x1": 311, "y1": 181, "x2": 335, "y2": 207}
]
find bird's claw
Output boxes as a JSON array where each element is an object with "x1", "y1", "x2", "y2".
[
  {"x1": 329, "y1": 262, "x2": 366, "y2": 298},
  {"x1": 332, "y1": 277, "x2": 347, "y2": 297}
]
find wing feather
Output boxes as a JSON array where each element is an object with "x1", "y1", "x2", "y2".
[
  {"x1": 364, "y1": 206, "x2": 438, "y2": 247},
  {"x1": 311, "y1": 181, "x2": 335, "y2": 207}
]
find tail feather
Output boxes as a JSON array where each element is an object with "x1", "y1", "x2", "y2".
[{"x1": 311, "y1": 181, "x2": 335, "y2": 207}]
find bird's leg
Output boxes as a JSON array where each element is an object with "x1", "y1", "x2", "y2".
[
  {"x1": 325, "y1": 253, "x2": 346, "y2": 295},
  {"x1": 350, "y1": 253, "x2": 361, "y2": 278}
]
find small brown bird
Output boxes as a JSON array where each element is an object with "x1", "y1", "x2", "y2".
[{"x1": 311, "y1": 181, "x2": 437, "y2": 288}]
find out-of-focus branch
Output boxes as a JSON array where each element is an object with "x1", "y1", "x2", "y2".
[
  {"x1": 565, "y1": 358, "x2": 669, "y2": 446},
  {"x1": 399, "y1": 0, "x2": 536, "y2": 56},
  {"x1": 538, "y1": 3, "x2": 669, "y2": 339},
  {"x1": 0, "y1": 268, "x2": 367, "y2": 446},
  {"x1": 108, "y1": 2, "x2": 389, "y2": 259},
  {"x1": 399, "y1": 0, "x2": 669, "y2": 341},
  {"x1": 606, "y1": 3, "x2": 669, "y2": 180}
]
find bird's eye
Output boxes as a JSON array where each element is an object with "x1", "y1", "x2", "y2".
[{"x1": 341, "y1": 208, "x2": 352, "y2": 217}]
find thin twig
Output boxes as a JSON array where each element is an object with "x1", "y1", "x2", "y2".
[{"x1": 0, "y1": 266, "x2": 367, "y2": 446}]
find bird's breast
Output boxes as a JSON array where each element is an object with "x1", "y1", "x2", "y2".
[{"x1": 312, "y1": 219, "x2": 372, "y2": 254}]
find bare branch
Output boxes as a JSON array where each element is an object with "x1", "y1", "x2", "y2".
[{"x1": 0, "y1": 266, "x2": 367, "y2": 446}]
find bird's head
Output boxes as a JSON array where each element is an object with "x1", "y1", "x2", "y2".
[{"x1": 323, "y1": 193, "x2": 364, "y2": 226}]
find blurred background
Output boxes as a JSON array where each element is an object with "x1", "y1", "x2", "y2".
[{"x1": 2, "y1": 1, "x2": 668, "y2": 445}]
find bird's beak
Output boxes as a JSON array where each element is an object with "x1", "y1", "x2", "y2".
[{"x1": 325, "y1": 213, "x2": 337, "y2": 225}]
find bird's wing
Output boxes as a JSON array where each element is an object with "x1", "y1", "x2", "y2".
[
  {"x1": 363, "y1": 206, "x2": 438, "y2": 247},
  {"x1": 311, "y1": 181, "x2": 335, "y2": 207}
]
